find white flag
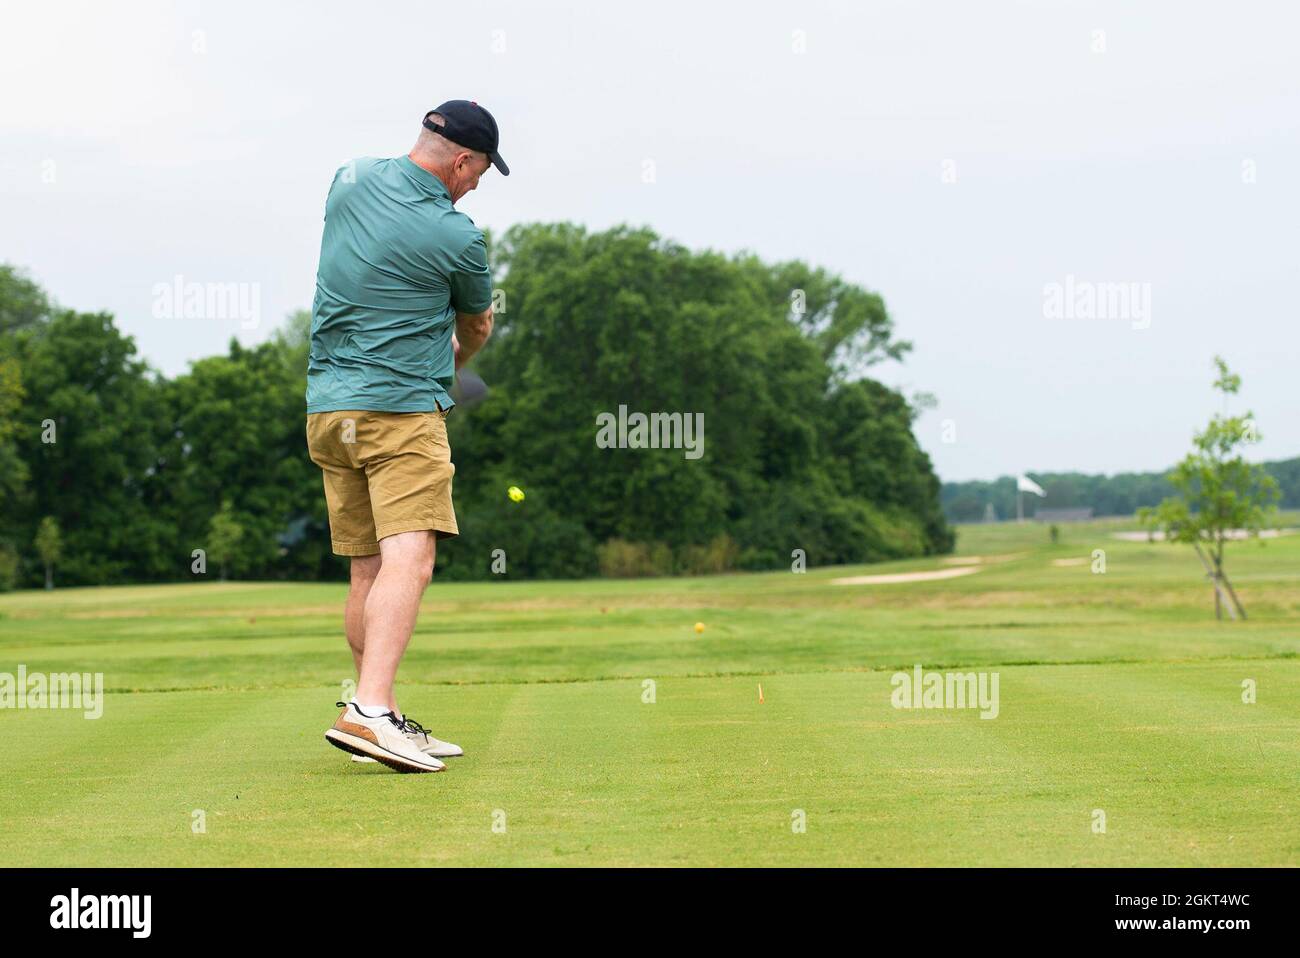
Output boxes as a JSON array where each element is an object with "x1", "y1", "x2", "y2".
[{"x1": 1017, "y1": 474, "x2": 1046, "y2": 497}]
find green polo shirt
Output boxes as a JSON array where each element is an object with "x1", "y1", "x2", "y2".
[{"x1": 306, "y1": 155, "x2": 494, "y2": 413}]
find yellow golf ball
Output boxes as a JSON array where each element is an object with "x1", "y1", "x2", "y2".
[
  {"x1": 694, "y1": 622, "x2": 705, "y2": 634},
  {"x1": 507, "y1": 485, "x2": 525, "y2": 502}
]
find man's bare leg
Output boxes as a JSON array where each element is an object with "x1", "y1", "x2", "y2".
[
  {"x1": 355, "y1": 530, "x2": 436, "y2": 714},
  {"x1": 345, "y1": 553, "x2": 384, "y2": 703}
]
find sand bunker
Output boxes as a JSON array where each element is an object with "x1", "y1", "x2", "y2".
[
  {"x1": 831, "y1": 566, "x2": 982, "y2": 586},
  {"x1": 940, "y1": 553, "x2": 1026, "y2": 565}
]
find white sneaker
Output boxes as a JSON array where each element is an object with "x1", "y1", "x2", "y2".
[
  {"x1": 326, "y1": 703, "x2": 445, "y2": 773},
  {"x1": 349, "y1": 714, "x2": 463, "y2": 762},
  {"x1": 402, "y1": 716, "x2": 464, "y2": 758}
]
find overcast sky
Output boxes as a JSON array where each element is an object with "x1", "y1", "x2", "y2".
[{"x1": 3, "y1": 0, "x2": 1296, "y2": 482}]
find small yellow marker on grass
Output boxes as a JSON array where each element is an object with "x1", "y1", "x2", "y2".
[
  {"x1": 758, "y1": 683, "x2": 764, "y2": 704},
  {"x1": 694, "y1": 622, "x2": 704, "y2": 634}
]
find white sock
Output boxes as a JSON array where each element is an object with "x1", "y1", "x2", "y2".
[{"x1": 351, "y1": 699, "x2": 391, "y2": 717}]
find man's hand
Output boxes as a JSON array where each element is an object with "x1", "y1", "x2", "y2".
[{"x1": 454, "y1": 307, "x2": 493, "y2": 369}]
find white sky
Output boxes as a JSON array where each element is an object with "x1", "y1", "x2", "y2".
[{"x1": 2, "y1": 0, "x2": 1296, "y2": 482}]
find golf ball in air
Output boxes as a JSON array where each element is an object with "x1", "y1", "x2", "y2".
[{"x1": 507, "y1": 485, "x2": 525, "y2": 502}]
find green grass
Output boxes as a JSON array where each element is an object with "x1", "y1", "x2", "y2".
[{"x1": 3, "y1": 517, "x2": 1298, "y2": 866}]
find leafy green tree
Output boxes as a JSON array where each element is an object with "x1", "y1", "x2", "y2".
[
  {"x1": 1139, "y1": 358, "x2": 1280, "y2": 619},
  {"x1": 448, "y1": 222, "x2": 949, "y2": 576},
  {"x1": 0, "y1": 350, "x2": 27, "y2": 515},
  {"x1": 0, "y1": 264, "x2": 53, "y2": 334},
  {"x1": 34, "y1": 516, "x2": 62, "y2": 590},
  {"x1": 0, "y1": 265, "x2": 40, "y2": 551},
  {"x1": 10, "y1": 309, "x2": 169, "y2": 585},
  {"x1": 153, "y1": 331, "x2": 331, "y2": 582},
  {"x1": 0, "y1": 544, "x2": 17, "y2": 592},
  {"x1": 208, "y1": 500, "x2": 245, "y2": 581},
  {"x1": 272, "y1": 308, "x2": 312, "y2": 374},
  {"x1": 758, "y1": 257, "x2": 911, "y2": 383},
  {"x1": 820, "y1": 379, "x2": 953, "y2": 554}
]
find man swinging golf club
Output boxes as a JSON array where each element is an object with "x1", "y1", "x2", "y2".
[{"x1": 306, "y1": 99, "x2": 507, "y2": 772}]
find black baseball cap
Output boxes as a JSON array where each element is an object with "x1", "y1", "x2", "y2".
[{"x1": 423, "y1": 100, "x2": 509, "y2": 176}]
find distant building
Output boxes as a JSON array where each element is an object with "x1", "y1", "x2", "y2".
[{"x1": 1034, "y1": 507, "x2": 1094, "y2": 522}]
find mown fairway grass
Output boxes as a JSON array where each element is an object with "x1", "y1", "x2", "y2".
[{"x1": 2, "y1": 516, "x2": 1298, "y2": 866}]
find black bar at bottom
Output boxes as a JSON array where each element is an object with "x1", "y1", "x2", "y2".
[{"x1": 0, "y1": 867, "x2": 1289, "y2": 943}]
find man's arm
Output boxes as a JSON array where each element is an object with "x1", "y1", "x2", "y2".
[
  {"x1": 454, "y1": 307, "x2": 493, "y2": 370},
  {"x1": 447, "y1": 231, "x2": 494, "y2": 370}
]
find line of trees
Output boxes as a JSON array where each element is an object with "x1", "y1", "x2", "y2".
[
  {"x1": 942, "y1": 458, "x2": 1300, "y2": 522},
  {"x1": 0, "y1": 225, "x2": 953, "y2": 590}
]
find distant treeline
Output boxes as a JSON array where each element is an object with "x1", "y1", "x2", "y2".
[
  {"x1": 942, "y1": 458, "x2": 1300, "y2": 522},
  {"x1": 0, "y1": 225, "x2": 953, "y2": 589}
]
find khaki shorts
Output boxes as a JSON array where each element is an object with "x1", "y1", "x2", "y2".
[{"x1": 306, "y1": 408, "x2": 458, "y2": 556}]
